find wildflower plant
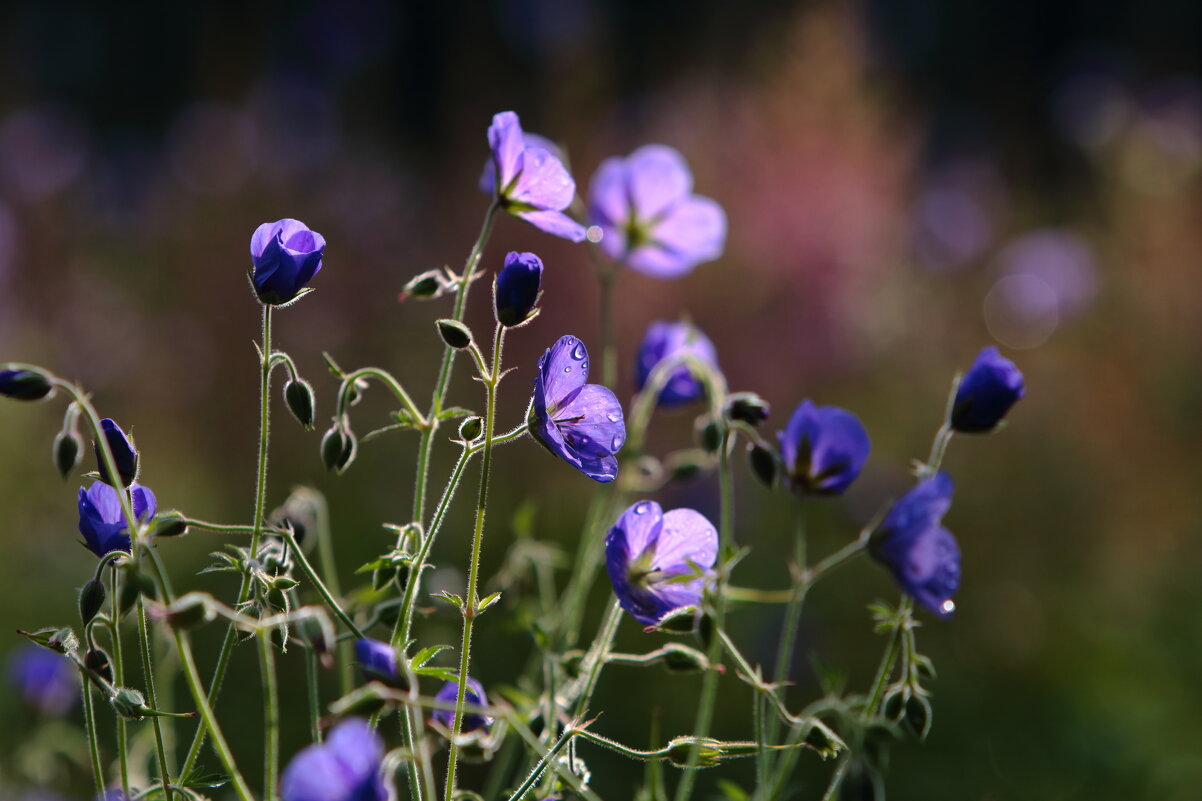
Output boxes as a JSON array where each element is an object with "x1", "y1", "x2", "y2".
[{"x1": 3, "y1": 109, "x2": 1025, "y2": 801}]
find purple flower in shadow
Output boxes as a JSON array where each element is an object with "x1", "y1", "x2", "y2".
[
  {"x1": 605, "y1": 500, "x2": 718, "y2": 626},
  {"x1": 530, "y1": 335, "x2": 625, "y2": 483},
  {"x1": 869, "y1": 472, "x2": 960, "y2": 618},
  {"x1": 250, "y1": 218, "x2": 326, "y2": 305},
  {"x1": 432, "y1": 678, "x2": 491, "y2": 734},
  {"x1": 353, "y1": 638, "x2": 399, "y2": 686},
  {"x1": 78, "y1": 481, "x2": 156, "y2": 557},
  {"x1": 279, "y1": 718, "x2": 387, "y2": 801},
  {"x1": 634, "y1": 321, "x2": 720, "y2": 407},
  {"x1": 951, "y1": 346, "x2": 1025, "y2": 433},
  {"x1": 483, "y1": 112, "x2": 585, "y2": 241},
  {"x1": 8, "y1": 645, "x2": 77, "y2": 715},
  {"x1": 94, "y1": 417, "x2": 138, "y2": 488},
  {"x1": 778, "y1": 401, "x2": 871, "y2": 496},
  {"x1": 588, "y1": 145, "x2": 727, "y2": 279}
]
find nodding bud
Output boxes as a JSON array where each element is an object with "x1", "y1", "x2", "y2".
[
  {"x1": 698, "y1": 420, "x2": 723, "y2": 454},
  {"x1": 79, "y1": 579, "x2": 107, "y2": 625},
  {"x1": 902, "y1": 693, "x2": 932, "y2": 739},
  {"x1": 725, "y1": 392, "x2": 770, "y2": 426},
  {"x1": 94, "y1": 418, "x2": 138, "y2": 488},
  {"x1": 0, "y1": 366, "x2": 53, "y2": 401},
  {"x1": 110, "y1": 687, "x2": 149, "y2": 720},
  {"x1": 458, "y1": 416, "x2": 483, "y2": 442},
  {"x1": 53, "y1": 430, "x2": 82, "y2": 478},
  {"x1": 18, "y1": 627, "x2": 80, "y2": 655},
  {"x1": 296, "y1": 614, "x2": 336, "y2": 662},
  {"x1": 321, "y1": 424, "x2": 356, "y2": 473},
  {"x1": 284, "y1": 379, "x2": 316, "y2": 430},
  {"x1": 666, "y1": 737, "x2": 724, "y2": 769},
  {"x1": 661, "y1": 643, "x2": 711, "y2": 673},
  {"x1": 161, "y1": 592, "x2": 216, "y2": 631},
  {"x1": 400, "y1": 269, "x2": 448, "y2": 301},
  {"x1": 151, "y1": 512, "x2": 188, "y2": 539},
  {"x1": 84, "y1": 648, "x2": 114, "y2": 686},
  {"x1": 644, "y1": 605, "x2": 700, "y2": 635},
  {"x1": 748, "y1": 444, "x2": 777, "y2": 487},
  {"x1": 436, "y1": 319, "x2": 473, "y2": 350}
]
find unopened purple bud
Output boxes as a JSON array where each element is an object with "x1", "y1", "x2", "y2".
[
  {"x1": 249, "y1": 218, "x2": 326, "y2": 306},
  {"x1": 354, "y1": 638, "x2": 401, "y2": 687},
  {"x1": 0, "y1": 366, "x2": 53, "y2": 401},
  {"x1": 432, "y1": 678, "x2": 491, "y2": 734},
  {"x1": 494, "y1": 251, "x2": 543, "y2": 326},
  {"x1": 950, "y1": 346, "x2": 1025, "y2": 433},
  {"x1": 94, "y1": 418, "x2": 138, "y2": 488}
]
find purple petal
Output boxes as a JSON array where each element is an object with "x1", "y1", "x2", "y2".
[
  {"x1": 555, "y1": 384, "x2": 625, "y2": 455},
  {"x1": 626, "y1": 196, "x2": 727, "y2": 279},
  {"x1": 487, "y1": 111, "x2": 524, "y2": 191},
  {"x1": 537, "y1": 335, "x2": 590, "y2": 411},
  {"x1": 627, "y1": 145, "x2": 693, "y2": 220},
  {"x1": 611, "y1": 501, "x2": 664, "y2": 562},
  {"x1": 574, "y1": 450, "x2": 618, "y2": 483},
  {"x1": 595, "y1": 221, "x2": 628, "y2": 260},
  {"x1": 651, "y1": 508, "x2": 718, "y2": 574},
  {"x1": 587, "y1": 156, "x2": 631, "y2": 230},
  {"x1": 325, "y1": 718, "x2": 383, "y2": 785},
  {"x1": 511, "y1": 146, "x2": 576, "y2": 211},
  {"x1": 479, "y1": 131, "x2": 562, "y2": 195},
  {"x1": 279, "y1": 745, "x2": 350, "y2": 801},
  {"x1": 250, "y1": 221, "x2": 280, "y2": 259},
  {"x1": 132, "y1": 484, "x2": 156, "y2": 521},
  {"x1": 529, "y1": 411, "x2": 583, "y2": 473},
  {"x1": 516, "y1": 209, "x2": 587, "y2": 242}
]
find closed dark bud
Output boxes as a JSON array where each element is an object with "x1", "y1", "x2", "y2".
[
  {"x1": 152, "y1": 512, "x2": 189, "y2": 538},
  {"x1": 335, "y1": 428, "x2": 358, "y2": 473},
  {"x1": 321, "y1": 425, "x2": 347, "y2": 471},
  {"x1": 79, "y1": 579, "x2": 107, "y2": 625},
  {"x1": 748, "y1": 444, "x2": 777, "y2": 487},
  {"x1": 53, "y1": 430, "x2": 82, "y2": 478},
  {"x1": 459, "y1": 416, "x2": 483, "y2": 442},
  {"x1": 436, "y1": 319, "x2": 473, "y2": 350},
  {"x1": 94, "y1": 418, "x2": 138, "y2": 488},
  {"x1": 902, "y1": 693, "x2": 932, "y2": 739},
  {"x1": 662, "y1": 643, "x2": 709, "y2": 673},
  {"x1": 0, "y1": 367, "x2": 53, "y2": 401},
  {"x1": 401, "y1": 269, "x2": 445, "y2": 300},
  {"x1": 284, "y1": 379, "x2": 316, "y2": 429},
  {"x1": 725, "y1": 392, "x2": 770, "y2": 426},
  {"x1": 652, "y1": 605, "x2": 699, "y2": 634},
  {"x1": 84, "y1": 648, "x2": 114, "y2": 685},
  {"x1": 883, "y1": 685, "x2": 906, "y2": 721},
  {"x1": 698, "y1": 420, "x2": 723, "y2": 453}
]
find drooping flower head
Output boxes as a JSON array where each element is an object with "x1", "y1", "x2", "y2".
[
  {"x1": 869, "y1": 472, "x2": 960, "y2": 618},
  {"x1": 494, "y1": 251, "x2": 544, "y2": 327},
  {"x1": 250, "y1": 218, "x2": 326, "y2": 306},
  {"x1": 0, "y1": 366, "x2": 53, "y2": 401},
  {"x1": 94, "y1": 418, "x2": 138, "y2": 488},
  {"x1": 778, "y1": 401, "x2": 871, "y2": 496},
  {"x1": 588, "y1": 145, "x2": 727, "y2": 279},
  {"x1": 432, "y1": 678, "x2": 491, "y2": 733},
  {"x1": 951, "y1": 346, "x2": 1025, "y2": 433},
  {"x1": 530, "y1": 335, "x2": 625, "y2": 483},
  {"x1": 353, "y1": 638, "x2": 399, "y2": 686},
  {"x1": 78, "y1": 481, "x2": 156, "y2": 557},
  {"x1": 482, "y1": 112, "x2": 585, "y2": 242},
  {"x1": 8, "y1": 645, "x2": 77, "y2": 715},
  {"x1": 605, "y1": 500, "x2": 718, "y2": 626},
  {"x1": 634, "y1": 321, "x2": 720, "y2": 407},
  {"x1": 279, "y1": 718, "x2": 387, "y2": 801}
]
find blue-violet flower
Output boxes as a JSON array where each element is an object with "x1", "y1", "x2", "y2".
[
  {"x1": 588, "y1": 144, "x2": 727, "y2": 279},
  {"x1": 432, "y1": 678, "x2": 491, "y2": 733},
  {"x1": 605, "y1": 500, "x2": 718, "y2": 626},
  {"x1": 353, "y1": 638, "x2": 399, "y2": 686},
  {"x1": 8, "y1": 645, "x2": 77, "y2": 715},
  {"x1": 529, "y1": 335, "x2": 625, "y2": 483},
  {"x1": 869, "y1": 472, "x2": 960, "y2": 618},
  {"x1": 778, "y1": 401, "x2": 871, "y2": 496},
  {"x1": 279, "y1": 717, "x2": 387, "y2": 801},
  {"x1": 483, "y1": 111, "x2": 585, "y2": 241},
  {"x1": 634, "y1": 321, "x2": 720, "y2": 407},
  {"x1": 250, "y1": 218, "x2": 326, "y2": 306},
  {"x1": 495, "y1": 251, "x2": 544, "y2": 326},
  {"x1": 951, "y1": 346, "x2": 1025, "y2": 433},
  {"x1": 78, "y1": 481, "x2": 156, "y2": 557},
  {"x1": 95, "y1": 418, "x2": 138, "y2": 488}
]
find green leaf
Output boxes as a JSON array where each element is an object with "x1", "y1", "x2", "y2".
[
  {"x1": 437, "y1": 406, "x2": 476, "y2": 421},
  {"x1": 476, "y1": 592, "x2": 502, "y2": 614},
  {"x1": 410, "y1": 644, "x2": 451, "y2": 669},
  {"x1": 322, "y1": 351, "x2": 345, "y2": 378},
  {"x1": 432, "y1": 591, "x2": 463, "y2": 610}
]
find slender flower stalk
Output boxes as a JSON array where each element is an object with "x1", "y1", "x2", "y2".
[
  {"x1": 110, "y1": 564, "x2": 129, "y2": 799},
  {"x1": 444, "y1": 323, "x2": 505, "y2": 801},
  {"x1": 763, "y1": 507, "x2": 808, "y2": 785},
  {"x1": 80, "y1": 665, "x2": 104, "y2": 798},
  {"x1": 258, "y1": 631, "x2": 280, "y2": 801},
  {"x1": 571, "y1": 598, "x2": 624, "y2": 718},
  {"x1": 136, "y1": 595, "x2": 174, "y2": 801}
]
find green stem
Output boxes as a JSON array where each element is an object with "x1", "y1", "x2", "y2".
[
  {"x1": 444, "y1": 323, "x2": 504, "y2": 801},
  {"x1": 674, "y1": 426, "x2": 735, "y2": 801},
  {"x1": 81, "y1": 667, "x2": 105, "y2": 798},
  {"x1": 111, "y1": 565, "x2": 129, "y2": 799},
  {"x1": 921, "y1": 423, "x2": 953, "y2": 478},
  {"x1": 281, "y1": 529, "x2": 364, "y2": 639},
  {"x1": 765, "y1": 505, "x2": 808, "y2": 779},
  {"x1": 572, "y1": 598, "x2": 624, "y2": 719},
  {"x1": 310, "y1": 489, "x2": 352, "y2": 696},
  {"x1": 337, "y1": 367, "x2": 425, "y2": 426},
  {"x1": 305, "y1": 647, "x2": 321, "y2": 743},
  {"x1": 182, "y1": 304, "x2": 275, "y2": 776},
  {"x1": 863, "y1": 598, "x2": 911, "y2": 720},
  {"x1": 258, "y1": 632, "x2": 279, "y2": 801},
  {"x1": 506, "y1": 726, "x2": 577, "y2": 801},
  {"x1": 137, "y1": 594, "x2": 174, "y2": 801},
  {"x1": 820, "y1": 758, "x2": 850, "y2": 801}
]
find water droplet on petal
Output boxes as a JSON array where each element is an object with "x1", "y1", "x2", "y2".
[
  {"x1": 571, "y1": 343, "x2": 586, "y2": 360},
  {"x1": 611, "y1": 434, "x2": 624, "y2": 450},
  {"x1": 581, "y1": 360, "x2": 588, "y2": 372},
  {"x1": 606, "y1": 412, "x2": 621, "y2": 422},
  {"x1": 634, "y1": 501, "x2": 651, "y2": 515},
  {"x1": 563, "y1": 366, "x2": 571, "y2": 373},
  {"x1": 941, "y1": 599, "x2": 956, "y2": 614}
]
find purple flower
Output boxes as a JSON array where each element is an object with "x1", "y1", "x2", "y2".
[
  {"x1": 605, "y1": 500, "x2": 718, "y2": 626},
  {"x1": 94, "y1": 418, "x2": 138, "y2": 488},
  {"x1": 279, "y1": 718, "x2": 387, "y2": 801},
  {"x1": 778, "y1": 401, "x2": 871, "y2": 496},
  {"x1": 78, "y1": 481, "x2": 156, "y2": 557},
  {"x1": 353, "y1": 638, "x2": 398, "y2": 686},
  {"x1": 0, "y1": 366, "x2": 52, "y2": 401},
  {"x1": 529, "y1": 335, "x2": 625, "y2": 483},
  {"x1": 250, "y1": 218, "x2": 326, "y2": 305},
  {"x1": 483, "y1": 112, "x2": 585, "y2": 241},
  {"x1": 869, "y1": 473, "x2": 960, "y2": 618},
  {"x1": 495, "y1": 251, "x2": 544, "y2": 327},
  {"x1": 634, "y1": 321, "x2": 720, "y2": 407},
  {"x1": 8, "y1": 645, "x2": 77, "y2": 715},
  {"x1": 432, "y1": 678, "x2": 491, "y2": 733},
  {"x1": 587, "y1": 145, "x2": 727, "y2": 279},
  {"x1": 951, "y1": 347, "x2": 1025, "y2": 433}
]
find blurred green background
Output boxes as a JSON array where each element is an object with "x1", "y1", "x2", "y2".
[{"x1": 2, "y1": 0, "x2": 1201, "y2": 799}]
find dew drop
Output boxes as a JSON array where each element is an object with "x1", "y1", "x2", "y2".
[
  {"x1": 571, "y1": 343, "x2": 586, "y2": 360},
  {"x1": 940, "y1": 599, "x2": 956, "y2": 614},
  {"x1": 611, "y1": 434, "x2": 624, "y2": 450},
  {"x1": 606, "y1": 411, "x2": 621, "y2": 422},
  {"x1": 563, "y1": 366, "x2": 571, "y2": 373},
  {"x1": 634, "y1": 501, "x2": 651, "y2": 515},
  {"x1": 581, "y1": 360, "x2": 588, "y2": 372}
]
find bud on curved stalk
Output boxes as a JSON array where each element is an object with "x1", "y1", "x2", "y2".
[
  {"x1": 93, "y1": 418, "x2": 139, "y2": 488},
  {"x1": 84, "y1": 647, "x2": 114, "y2": 686},
  {"x1": 0, "y1": 366, "x2": 54, "y2": 401},
  {"x1": 53, "y1": 430, "x2": 82, "y2": 478},
  {"x1": 725, "y1": 391, "x2": 770, "y2": 426},
  {"x1": 437, "y1": 319, "x2": 474, "y2": 350},
  {"x1": 748, "y1": 444, "x2": 777, "y2": 487},
  {"x1": 284, "y1": 379, "x2": 316, "y2": 430},
  {"x1": 458, "y1": 416, "x2": 483, "y2": 442},
  {"x1": 150, "y1": 512, "x2": 189, "y2": 539},
  {"x1": 321, "y1": 423, "x2": 357, "y2": 473},
  {"x1": 79, "y1": 579, "x2": 107, "y2": 625}
]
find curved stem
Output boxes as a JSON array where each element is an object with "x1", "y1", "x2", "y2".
[
  {"x1": 337, "y1": 366, "x2": 425, "y2": 426},
  {"x1": 280, "y1": 529, "x2": 364, "y2": 639},
  {"x1": 863, "y1": 598, "x2": 911, "y2": 720},
  {"x1": 444, "y1": 324, "x2": 504, "y2": 801}
]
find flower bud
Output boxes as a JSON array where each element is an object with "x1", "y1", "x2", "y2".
[
  {"x1": 725, "y1": 391, "x2": 770, "y2": 426},
  {"x1": 110, "y1": 687, "x2": 148, "y2": 719},
  {"x1": 94, "y1": 418, "x2": 138, "y2": 488},
  {"x1": 436, "y1": 319, "x2": 473, "y2": 350},
  {"x1": 160, "y1": 592, "x2": 216, "y2": 630},
  {"x1": 0, "y1": 366, "x2": 53, "y2": 401},
  {"x1": 950, "y1": 346, "x2": 1025, "y2": 433},
  {"x1": 321, "y1": 424, "x2": 356, "y2": 473},
  {"x1": 644, "y1": 605, "x2": 700, "y2": 634},
  {"x1": 748, "y1": 444, "x2": 777, "y2": 488},
  {"x1": 250, "y1": 219, "x2": 325, "y2": 306},
  {"x1": 666, "y1": 737, "x2": 723, "y2": 768},
  {"x1": 400, "y1": 268, "x2": 448, "y2": 301},
  {"x1": 151, "y1": 512, "x2": 189, "y2": 539},
  {"x1": 118, "y1": 567, "x2": 157, "y2": 616},
  {"x1": 458, "y1": 416, "x2": 483, "y2": 442},
  {"x1": 284, "y1": 379, "x2": 316, "y2": 430},
  {"x1": 661, "y1": 643, "x2": 711, "y2": 673},
  {"x1": 902, "y1": 693, "x2": 932, "y2": 739},
  {"x1": 53, "y1": 430, "x2": 82, "y2": 478},
  {"x1": 79, "y1": 579, "x2": 107, "y2": 625},
  {"x1": 84, "y1": 648, "x2": 114, "y2": 686},
  {"x1": 18, "y1": 626, "x2": 80, "y2": 655},
  {"x1": 698, "y1": 419, "x2": 723, "y2": 454},
  {"x1": 295, "y1": 613, "x2": 336, "y2": 661},
  {"x1": 494, "y1": 251, "x2": 543, "y2": 327},
  {"x1": 355, "y1": 638, "x2": 404, "y2": 688}
]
